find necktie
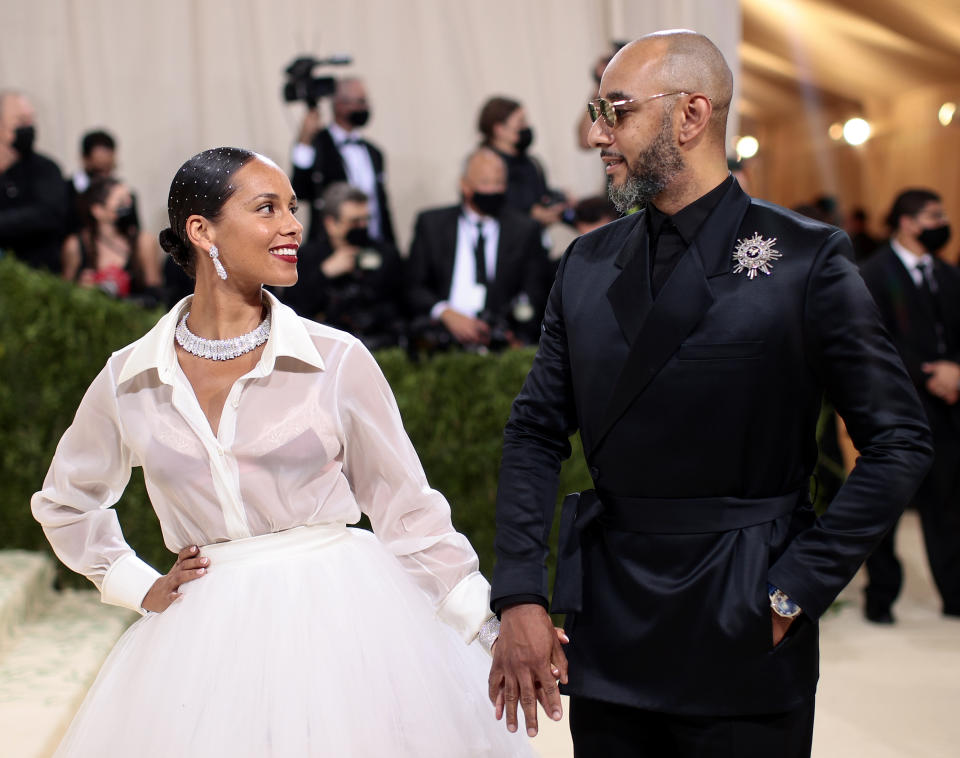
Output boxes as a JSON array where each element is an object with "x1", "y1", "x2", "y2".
[
  {"x1": 917, "y1": 259, "x2": 946, "y2": 354},
  {"x1": 474, "y1": 222, "x2": 488, "y2": 286}
]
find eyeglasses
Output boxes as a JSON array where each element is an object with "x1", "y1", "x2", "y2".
[{"x1": 587, "y1": 92, "x2": 689, "y2": 128}]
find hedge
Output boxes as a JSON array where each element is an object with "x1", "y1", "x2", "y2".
[{"x1": 0, "y1": 256, "x2": 589, "y2": 587}]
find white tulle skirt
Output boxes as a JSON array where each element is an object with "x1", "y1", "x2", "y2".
[{"x1": 54, "y1": 525, "x2": 532, "y2": 757}]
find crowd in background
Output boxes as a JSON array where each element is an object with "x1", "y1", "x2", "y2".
[
  {"x1": 0, "y1": 59, "x2": 953, "y2": 363},
  {"x1": 0, "y1": 67, "x2": 619, "y2": 357}
]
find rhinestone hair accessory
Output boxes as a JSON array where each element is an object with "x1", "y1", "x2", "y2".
[
  {"x1": 209, "y1": 244, "x2": 228, "y2": 280},
  {"x1": 175, "y1": 309, "x2": 271, "y2": 361}
]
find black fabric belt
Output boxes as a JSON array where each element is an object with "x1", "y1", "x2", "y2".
[{"x1": 550, "y1": 488, "x2": 806, "y2": 614}]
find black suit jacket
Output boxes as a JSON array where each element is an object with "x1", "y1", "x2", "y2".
[
  {"x1": 0, "y1": 152, "x2": 68, "y2": 272},
  {"x1": 290, "y1": 128, "x2": 395, "y2": 245},
  {"x1": 405, "y1": 205, "x2": 549, "y2": 337},
  {"x1": 492, "y1": 180, "x2": 932, "y2": 715},
  {"x1": 861, "y1": 244, "x2": 960, "y2": 501}
]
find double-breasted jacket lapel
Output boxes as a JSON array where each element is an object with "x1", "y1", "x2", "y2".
[{"x1": 592, "y1": 181, "x2": 753, "y2": 452}]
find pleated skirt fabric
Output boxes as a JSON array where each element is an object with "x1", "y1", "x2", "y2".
[{"x1": 54, "y1": 525, "x2": 532, "y2": 757}]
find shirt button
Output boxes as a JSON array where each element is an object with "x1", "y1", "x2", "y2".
[{"x1": 218, "y1": 447, "x2": 225, "y2": 456}]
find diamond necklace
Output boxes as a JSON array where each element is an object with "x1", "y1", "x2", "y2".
[{"x1": 175, "y1": 308, "x2": 271, "y2": 361}]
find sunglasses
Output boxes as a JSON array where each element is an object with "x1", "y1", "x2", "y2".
[{"x1": 587, "y1": 91, "x2": 689, "y2": 128}]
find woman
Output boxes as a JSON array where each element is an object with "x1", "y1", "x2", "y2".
[
  {"x1": 33, "y1": 147, "x2": 554, "y2": 756},
  {"x1": 478, "y1": 96, "x2": 567, "y2": 227},
  {"x1": 61, "y1": 176, "x2": 162, "y2": 303}
]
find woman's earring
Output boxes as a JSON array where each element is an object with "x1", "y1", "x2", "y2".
[{"x1": 209, "y1": 245, "x2": 227, "y2": 280}]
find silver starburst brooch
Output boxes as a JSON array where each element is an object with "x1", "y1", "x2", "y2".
[{"x1": 732, "y1": 233, "x2": 782, "y2": 279}]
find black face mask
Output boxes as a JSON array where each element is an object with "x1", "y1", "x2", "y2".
[
  {"x1": 918, "y1": 224, "x2": 951, "y2": 255},
  {"x1": 515, "y1": 127, "x2": 534, "y2": 153},
  {"x1": 345, "y1": 226, "x2": 372, "y2": 248},
  {"x1": 113, "y1": 205, "x2": 137, "y2": 234},
  {"x1": 470, "y1": 191, "x2": 506, "y2": 217},
  {"x1": 12, "y1": 125, "x2": 34, "y2": 156},
  {"x1": 347, "y1": 109, "x2": 370, "y2": 128}
]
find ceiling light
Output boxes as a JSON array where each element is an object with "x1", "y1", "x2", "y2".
[
  {"x1": 736, "y1": 135, "x2": 759, "y2": 160},
  {"x1": 828, "y1": 122, "x2": 844, "y2": 141},
  {"x1": 842, "y1": 118, "x2": 871, "y2": 146},
  {"x1": 939, "y1": 102, "x2": 956, "y2": 127}
]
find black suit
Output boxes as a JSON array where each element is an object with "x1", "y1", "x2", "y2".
[
  {"x1": 405, "y1": 205, "x2": 549, "y2": 344},
  {"x1": 860, "y1": 244, "x2": 960, "y2": 614},
  {"x1": 290, "y1": 129, "x2": 395, "y2": 245},
  {"x1": 492, "y1": 181, "x2": 931, "y2": 732},
  {"x1": 0, "y1": 152, "x2": 68, "y2": 272}
]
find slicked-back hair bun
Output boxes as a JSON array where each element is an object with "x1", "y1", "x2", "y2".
[{"x1": 160, "y1": 146, "x2": 257, "y2": 277}]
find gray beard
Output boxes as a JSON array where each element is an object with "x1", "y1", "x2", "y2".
[{"x1": 606, "y1": 116, "x2": 684, "y2": 214}]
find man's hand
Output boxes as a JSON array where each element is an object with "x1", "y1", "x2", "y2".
[
  {"x1": 141, "y1": 545, "x2": 208, "y2": 613},
  {"x1": 923, "y1": 360, "x2": 960, "y2": 405},
  {"x1": 530, "y1": 202, "x2": 564, "y2": 227},
  {"x1": 440, "y1": 308, "x2": 491, "y2": 345},
  {"x1": 771, "y1": 609, "x2": 795, "y2": 647},
  {"x1": 320, "y1": 247, "x2": 358, "y2": 278},
  {"x1": 298, "y1": 107, "x2": 322, "y2": 146},
  {"x1": 488, "y1": 603, "x2": 569, "y2": 737}
]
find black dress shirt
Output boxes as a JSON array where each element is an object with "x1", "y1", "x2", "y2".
[{"x1": 647, "y1": 175, "x2": 733, "y2": 297}]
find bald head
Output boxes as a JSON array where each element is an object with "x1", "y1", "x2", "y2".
[
  {"x1": 461, "y1": 147, "x2": 506, "y2": 189},
  {"x1": 611, "y1": 30, "x2": 733, "y2": 143}
]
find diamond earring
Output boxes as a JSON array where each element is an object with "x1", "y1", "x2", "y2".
[{"x1": 209, "y1": 244, "x2": 227, "y2": 280}]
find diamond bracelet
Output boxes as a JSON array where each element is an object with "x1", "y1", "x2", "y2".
[{"x1": 478, "y1": 616, "x2": 501, "y2": 655}]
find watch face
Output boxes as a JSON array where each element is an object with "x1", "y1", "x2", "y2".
[{"x1": 770, "y1": 590, "x2": 801, "y2": 618}]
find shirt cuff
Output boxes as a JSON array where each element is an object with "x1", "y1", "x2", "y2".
[
  {"x1": 435, "y1": 571, "x2": 492, "y2": 643},
  {"x1": 100, "y1": 553, "x2": 162, "y2": 615},
  {"x1": 291, "y1": 143, "x2": 316, "y2": 170},
  {"x1": 430, "y1": 301, "x2": 450, "y2": 321}
]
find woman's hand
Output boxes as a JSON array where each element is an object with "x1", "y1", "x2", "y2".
[{"x1": 141, "y1": 545, "x2": 208, "y2": 613}]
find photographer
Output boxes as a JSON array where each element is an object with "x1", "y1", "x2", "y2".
[
  {"x1": 278, "y1": 182, "x2": 405, "y2": 350},
  {"x1": 290, "y1": 77, "x2": 395, "y2": 245},
  {"x1": 406, "y1": 148, "x2": 548, "y2": 352}
]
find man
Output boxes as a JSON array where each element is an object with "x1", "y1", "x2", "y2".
[
  {"x1": 65, "y1": 129, "x2": 141, "y2": 236},
  {"x1": 406, "y1": 147, "x2": 549, "y2": 349},
  {"x1": 290, "y1": 77, "x2": 394, "y2": 245},
  {"x1": 487, "y1": 31, "x2": 932, "y2": 757},
  {"x1": 280, "y1": 182, "x2": 405, "y2": 350},
  {"x1": 860, "y1": 189, "x2": 960, "y2": 623},
  {"x1": 0, "y1": 90, "x2": 68, "y2": 272}
]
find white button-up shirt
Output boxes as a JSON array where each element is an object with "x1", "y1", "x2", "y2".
[
  {"x1": 430, "y1": 206, "x2": 501, "y2": 320},
  {"x1": 32, "y1": 291, "x2": 490, "y2": 641}
]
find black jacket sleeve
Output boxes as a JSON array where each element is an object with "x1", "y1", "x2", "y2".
[
  {"x1": 491, "y1": 246, "x2": 579, "y2": 608},
  {"x1": 767, "y1": 231, "x2": 934, "y2": 619}
]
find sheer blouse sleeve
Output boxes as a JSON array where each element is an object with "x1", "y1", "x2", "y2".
[
  {"x1": 335, "y1": 341, "x2": 491, "y2": 642},
  {"x1": 31, "y1": 361, "x2": 161, "y2": 614}
]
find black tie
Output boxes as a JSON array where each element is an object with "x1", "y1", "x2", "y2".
[
  {"x1": 917, "y1": 260, "x2": 946, "y2": 354},
  {"x1": 474, "y1": 222, "x2": 488, "y2": 286}
]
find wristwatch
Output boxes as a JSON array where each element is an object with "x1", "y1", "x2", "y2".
[{"x1": 768, "y1": 583, "x2": 802, "y2": 618}]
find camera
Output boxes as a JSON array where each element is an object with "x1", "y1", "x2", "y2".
[{"x1": 283, "y1": 55, "x2": 353, "y2": 107}]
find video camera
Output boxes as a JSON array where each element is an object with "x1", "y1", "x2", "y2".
[{"x1": 283, "y1": 55, "x2": 353, "y2": 107}]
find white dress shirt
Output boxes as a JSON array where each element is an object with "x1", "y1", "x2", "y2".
[
  {"x1": 291, "y1": 122, "x2": 383, "y2": 241},
  {"x1": 890, "y1": 237, "x2": 935, "y2": 289},
  {"x1": 32, "y1": 291, "x2": 490, "y2": 641},
  {"x1": 430, "y1": 206, "x2": 500, "y2": 320}
]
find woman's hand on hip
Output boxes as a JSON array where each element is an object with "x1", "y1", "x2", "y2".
[{"x1": 141, "y1": 545, "x2": 208, "y2": 613}]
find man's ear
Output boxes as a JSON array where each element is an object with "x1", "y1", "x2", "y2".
[{"x1": 677, "y1": 93, "x2": 713, "y2": 146}]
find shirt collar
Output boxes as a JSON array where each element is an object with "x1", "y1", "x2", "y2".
[
  {"x1": 117, "y1": 290, "x2": 324, "y2": 385},
  {"x1": 328, "y1": 121, "x2": 362, "y2": 145},
  {"x1": 890, "y1": 236, "x2": 932, "y2": 273},
  {"x1": 461, "y1": 204, "x2": 497, "y2": 227},
  {"x1": 647, "y1": 174, "x2": 734, "y2": 246}
]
